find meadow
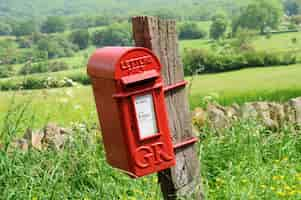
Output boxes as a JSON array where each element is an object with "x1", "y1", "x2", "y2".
[
  {"x1": 1, "y1": 102, "x2": 301, "y2": 199},
  {"x1": 1, "y1": 24, "x2": 301, "y2": 199},
  {"x1": 0, "y1": 60, "x2": 300, "y2": 132}
]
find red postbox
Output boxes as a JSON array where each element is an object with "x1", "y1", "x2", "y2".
[{"x1": 87, "y1": 47, "x2": 176, "y2": 177}]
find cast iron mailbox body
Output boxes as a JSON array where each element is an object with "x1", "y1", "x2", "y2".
[{"x1": 87, "y1": 47, "x2": 176, "y2": 178}]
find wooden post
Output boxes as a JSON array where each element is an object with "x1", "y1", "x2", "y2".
[{"x1": 132, "y1": 16, "x2": 204, "y2": 200}]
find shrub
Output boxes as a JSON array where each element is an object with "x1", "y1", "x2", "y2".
[
  {"x1": 280, "y1": 52, "x2": 297, "y2": 65},
  {"x1": 0, "y1": 69, "x2": 90, "y2": 91},
  {"x1": 231, "y1": 28, "x2": 256, "y2": 52},
  {"x1": 243, "y1": 51, "x2": 265, "y2": 67},
  {"x1": 16, "y1": 37, "x2": 33, "y2": 48},
  {"x1": 67, "y1": 72, "x2": 90, "y2": 85},
  {"x1": 19, "y1": 62, "x2": 48, "y2": 75},
  {"x1": 183, "y1": 48, "x2": 297, "y2": 75},
  {"x1": 22, "y1": 76, "x2": 46, "y2": 89},
  {"x1": 263, "y1": 52, "x2": 282, "y2": 66},
  {"x1": 0, "y1": 65, "x2": 15, "y2": 78},
  {"x1": 0, "y1": 79, "x2": 22, "y2": 90},
  {"x1": 291, "y1": 15, "x2": 301, "y2": 25},
  {"x1": 288, "y1": 23, "x2": 298, "y2": 30},
  {"x1": 19, "y1": 61, "x2": 69, "y2": 75},
  {"x1": 48, "y1": 61, "x2": 69, "y2": 72},
  {"x1": 292, "y1": 37, "x2": 298, "y2": 44},
  {"x1": 0, "y1": 39, "x2": 18, "y2": 65}
]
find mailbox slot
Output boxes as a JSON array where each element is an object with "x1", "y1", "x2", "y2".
[{"x1": 121, "y1": 70, "x2": 159, "y2": 89}]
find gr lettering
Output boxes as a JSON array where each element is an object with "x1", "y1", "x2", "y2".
[{"x1": 134, "y1": 142, "x2": 173, "y2": 169}]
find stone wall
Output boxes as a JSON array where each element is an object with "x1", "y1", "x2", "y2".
[{"x1": 192, "y1": 97, "x2": 301, "y2": 131}]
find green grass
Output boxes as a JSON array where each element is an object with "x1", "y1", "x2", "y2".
[
  {"x1": 189, "y1": 64, "x2": 301, "y2": 108},
  {"x1": 0, "y1": 111, "x2": 162, "y2": 199},
  {"x1": 1, "y1": 27, "x2": 301, "y2": 200},
  {"x1": 179, "y1": 31, "x2": 301, "y2": 53},
  {"x1": 252, "y1": 32, "x2": 301, "y2": 52},
  {"x1": 0, "y1": 64, "x2": 300, "y2": 127},
  {"x1": 201, "y1": 121, "x2": 301, "y2": 199},
  {"x1": 1, "y1": 107, "x2": 301, "y2": 199}
]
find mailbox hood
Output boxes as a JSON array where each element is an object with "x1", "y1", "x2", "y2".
[{"x1": 87, "y1": 47, "x2": 162, "y2": 80}]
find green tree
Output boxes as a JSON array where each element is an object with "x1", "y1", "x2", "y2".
[
  {"x1": 230, "y1": 28, "x2": 256, "y2": 51},
  {"x1": 0, "y1": 22, "x2": 12, "y2": 35},
  {"x1": 13, "y1": 20, "x2": 37, "y2": 36},
  {"x1": 36, "y1": 36, "x2": 77, "y2": 59},
  {"x1": 284, "y1": 0, "x2": 301, "y2": 16},
  {"x1": 0, "y1": 39, "x2": 17, "y2": 64},
  {"x1": 70, "y1": 16, "x2": 95, "y2": 29},
  {"x1": 210, "y1": 13, "x2": 228, "y2": 40},
  {"x1": 178, "y1": 22, "x2": 207, "y2": 40},
  {"x1": 70, "y1": 29, "x2": 90, "y2": 49},
  {"x1": 233, "y1": 0, "x2": 283, "y2": 34},
  {"x1": 94, "y1": 15, "x2": 112, "y2": 26},
  {"x1": 92, "y1": 23, "x2": 132, "y2": 47},
  {"x1": 149, "y1": 8, "x2": 180, "y2": 20},
  {"x1": 41, "y1": 16, "x2": 66, "y2": 33}
]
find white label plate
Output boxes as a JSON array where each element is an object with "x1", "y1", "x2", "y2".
[{"x1": 134, "y1": 94, "x2": 158, "y2": 139}]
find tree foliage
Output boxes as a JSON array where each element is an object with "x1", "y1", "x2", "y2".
[
  {"x1": 283, "y1": 0, "x2": 301, "y2": 16},
  {"x1": 0, "y1": 22, "x2": 12, "y2": 35},
  {"x1": 92, "y1": 23, "x2": 132, "y2": 47},
  {"x1": 179, "y1": 22, "x2": 207, "y2": 40},
  {"x1": 36, "y1": 36, "x2": 77, "y2": 59},
  {"x1": 70, "y1": 29, "x2": 90, "y2": 50},
  {"x1": 210, "y1": 13, "x2": 228, "y2": 40},
  {"x1": 232, "y1": 0, "x2": 283, "y2": 34},
  {"x1": 12, "y1": 20, "x2": 37, "y2": 36},
  {"x1": 41, "y1": 16, "x2": 66, "y2": 33}
]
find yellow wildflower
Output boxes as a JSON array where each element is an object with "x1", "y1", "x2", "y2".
[
  {"x1": 276, "y1": 191, "x2": 286, "y2": 197},
  {"x1": 284, "y1": 185, "x2": 291, "y2": 190},
  {"x1": 273, "y1": 175, "x2": 284, "y2": 180},
  {"x1": 282, "y1": 157, "x2": 288, "y2": 162},
  {"x1": 260, "y1": 184, "x2": 267, "y2": 189}
]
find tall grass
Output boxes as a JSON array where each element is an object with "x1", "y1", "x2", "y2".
[
  {"x1": 1, "y1": 100, "x2": 301, "y2": 199},
  {"x1": 0, "y1": 105, "x2": 162, "y2": 199},
  {"x1": 0, "y1": 95, "x2": 35, "y2": 151},
  {"x1": 201, "y1": 120, "x2": 301, "y2": 199}
]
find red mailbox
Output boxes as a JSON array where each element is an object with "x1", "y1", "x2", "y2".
[{"x1": 87, "y1": 47, "x2": 176, "y2": 177}]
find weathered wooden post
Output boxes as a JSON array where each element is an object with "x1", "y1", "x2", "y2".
[{"x1": 132, "y1": 16, "x2": 204, "y2": 200}]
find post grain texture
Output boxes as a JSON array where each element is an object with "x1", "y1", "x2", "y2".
[{"x1": 132, "y1": 16, "x2": 204, "y2": 200}]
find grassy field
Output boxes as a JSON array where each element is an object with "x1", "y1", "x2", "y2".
[
  {"x1": 189, "y1": 64, "x2": 301, "y2": 107},
  {"x1": 1, "y1": 23, "x2": 301, "y2": 200},
  {"x1": 181, "y1": 31, "x2": 301, "y2": 53},
  {"x1": 0, "y1": 64, "x2": 300, "y2": 127},
  {"x1": 1, "y1": 105, "x2": 301, "y2": 199},
  {"x1": 252, "y1": 32, "x2": 301, "y2": 52}
]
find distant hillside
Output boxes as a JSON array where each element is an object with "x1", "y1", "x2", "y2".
[
  {"x1": 0, "y1": 0, "x2": 195, "y2": 18},
  {"x1": 0, "y1": 0, "x2": 250, "y2": 19}
]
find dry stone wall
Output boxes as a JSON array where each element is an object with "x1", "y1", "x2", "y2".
[{"x1": 193, "y1": 97, "x2": 301, "y2": 131}]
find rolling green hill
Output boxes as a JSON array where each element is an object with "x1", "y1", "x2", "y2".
[
  {"x1": 0, "y1": 0, "x2": 196, "y2": 18},
  {"x1": 0, "y1": 0, "x2": 251, "y2": 19}
]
